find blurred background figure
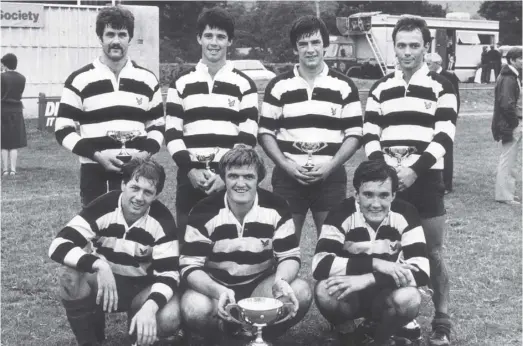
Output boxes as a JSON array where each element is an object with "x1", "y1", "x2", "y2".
[
  {"x1": 425, "y1": 52, "x2": 461, "y2": 194},
  {"x1": 480, "y1": 46, "x2": 490, "y2": 83},
  {"x1": 1, "y1": 53, "x2": 27, "y2": 176}
]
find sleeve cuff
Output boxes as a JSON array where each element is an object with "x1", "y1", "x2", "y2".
[
  {"x1": 172, "y1": 151, "x2": 192, "y2": 171},
  {"x1": 143, "y1": 138, "x2": 161, "y2": 155},
  {"x1": 346, "y1": 257, "x2": 373, "y2": 275},
  {"x1": 146, "y1": 292, "x2": 167, "y2": 310},
  {"x1": 76, "y1": 254, "x2": 99, "y2": 273}
]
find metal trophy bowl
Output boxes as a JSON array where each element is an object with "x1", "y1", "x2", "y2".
[
  {"x1": 383, "y1": 146, "x2": 417, "y2": 168},
  {"x1": 195, "y1": 147, "x2": 219, "y2": 175},
  {"x1": 292, "y1": 141, "x2": 328, "y2": 171},
  {"x1": 107, "y1": 130, "x2": 141, "y2": 163},
  {"x1": 225, "y1": 297, "x2": 294, "y2": 346}
]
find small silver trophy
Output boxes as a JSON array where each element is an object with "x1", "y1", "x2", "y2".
[
  {"x1": 292, "y1": 141, "x2": 328, "y2": 171},
  {"x1": 383, "y1": 146, "x2": 417, "y2": 168},
  {"x1": 195, "y1": 147, "x2": 219, "y2": 175},
  {"x1": 226, "y1": 297, "x2": 294, "y2": 346},
  {"x1": 107, "y1": 130, "x2": 141, "y2": 163}
]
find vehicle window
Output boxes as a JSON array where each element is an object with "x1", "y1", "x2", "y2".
[
  {"x1": 324, "y1": 44, "x2": 338, "y2": 58},
  {"x1": 233, "y1": 60, "x2": 264, "y2": 70},
  {"x1": 339, "y1": 44, "x2": 353, "y2": 57}
]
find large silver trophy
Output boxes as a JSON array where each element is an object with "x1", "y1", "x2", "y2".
[
  {"x1": 107, "y1": 130, "x2": 141, "y2": 163},
  {"x1": 383, "y1": 146, "x2": 417, "y2": 168},
  {"x1": 225, "y1": 297, "x2": 294, "y2": 346},
  {"x1": 195, "y1": 147, "x2": 219, "y2": 175},
  {"x1": 292, "y1": 141, "x2": 328, "y2": 171}
]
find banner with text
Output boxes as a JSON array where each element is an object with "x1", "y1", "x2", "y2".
[{"x1": 1, "y1": 3, "x2": 44, "y2": 28}]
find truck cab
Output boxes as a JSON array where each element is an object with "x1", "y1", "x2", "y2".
[{"x1": 324, "y1": 35, "x2": 358, "y2": 75}]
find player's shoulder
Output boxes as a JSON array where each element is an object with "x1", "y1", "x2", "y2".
[
  {"x1": 149, "y1": 200, "x2": 175, "y2": 222},
  {"x1": 130, "y1": 60, "x2": 159, "y2": 81},
  {"x1": 257, "y1": 188, "x2": 290, "y2": 211},
  {"x1": 390, "y1": 198, "x2": 420, "y2": 218},
  {"x1": 265, "y1": 69, "x2": 295, "y2": 92},
  {"x1": 169, "y1": 65, "x2": 197, "y2": 88},
  {"x1": 65, "y1": 63, "x2": 95, "y2": 84},
  {"x1": 327, "y1": 68, "x2": 360, "y2": 90},
  {"x1": 369, "y1": 71, "x2": 395, "y2": 92},
  {"x1": 80, "y1": 190, "x2": 120, "y2": 220}
]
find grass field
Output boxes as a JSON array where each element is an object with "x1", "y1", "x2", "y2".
[{"x1": 2, "y1": 111, "x2": 521, "y2": 346}]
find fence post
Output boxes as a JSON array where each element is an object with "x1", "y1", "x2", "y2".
[{"x1": 37, "y1": 92, "x2": 46, "y2": 130}]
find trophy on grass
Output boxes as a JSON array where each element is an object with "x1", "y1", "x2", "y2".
[
  {"x1": 195, "y1": 147, "x2": 219, "y2": 175},
  {"x1": 383, "y1": 146, "x2": 417, "y2": 168},
  {"x1": 292, "y1": 141, "x2": 328, "y2": 171},
  {"x1": 107, "y1": 130, "x2": 141, "y2": 163},
  {"x1": 226, "y1": 297, "x2": 294, "y2": 346}
]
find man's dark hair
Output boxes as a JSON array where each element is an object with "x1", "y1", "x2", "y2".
[
  {"x1": 96, "y1": 6, "x2": 135, "y2": 39},
  {"x1": 197, "y1": 7, "x2": 234, "y2": 40},
  {"x1": 506, "y1": 47, "x2": 523, "y2": 64},
  {"x1": 218, "y1": 145, "x2": 266, "y2": 182},
  {"x1": 1, "y1": 53, "x2": 17, "y2": 70},
  {"x1": 122, "y1": 157, "x2": 166, "y2": 194},
  {"x1": 392, "y1": 15, "x2": 431, "y2": 46},
  {"x1": 289, "y1": 15, "x2": 330, "y2": 49},
  {"x1": 353, "y1": 160, "x2": 399, "y2": 194}
]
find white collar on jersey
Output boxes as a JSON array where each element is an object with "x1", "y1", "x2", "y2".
[
  {"x1": 196, "y1": 60, "x2": 234, "y2": 75},
  {"x1": 293, "y1": 62, "x2": 329, "y2": 79},
  {"x1": 394, "y1": 63, "x2": 430, "y2": 84}
]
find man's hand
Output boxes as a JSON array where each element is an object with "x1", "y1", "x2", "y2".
[
  {"x1": 93, "y1": 151, "x2": 123, "y2": 173},
  {"x1": 132, "y1": 150, "x2": 151, "y2": 161},
  {"x1": 204, "y1": 174, "x2": 225, "y2": 195},
  {"x1": 187, "y1": 168, "x2": 210, "y2": 191},
  {"x1": 282, "y1": 160, "x2": 315, "y2": 185},
  {"x1": 93, "y1": 260, "x2": 118, "y2": 312},
  {"x1": 272, "y1": 278, "x2": 299, "y2": 318},
  {"x1": 304, "y1": 163, "x2": 334, "y2": 184},
  {"x1": 129, "y1": 300, "x2": 159, "y2": 346},
  {"x1": 325, "y1": 275, "x2": 371, "y2": 301},
  {"x1": 374, "y1": 259, "x2": 419, "y2": 288},
  {"x1": 396, "y1": 167, "x2": 418, "y2": 191},
  {"x1": 217, "y1": 289, "x2": 236, "y2": 322}
]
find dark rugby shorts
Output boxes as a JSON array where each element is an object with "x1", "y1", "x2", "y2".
[
  {"x1": 113, "y1": 274, "x2": 153, "y2": 312},
  {"x1": 271, "y1": 165, "x2": 347, "y2": 214},
  {"x1": 176, "y1": 170, "x2": 211, "y2": 214},
  {"x1": 395, "y1": 169, "x2": 446, "y2": 218}
]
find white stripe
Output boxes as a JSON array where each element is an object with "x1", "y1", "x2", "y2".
[
  {"x1": 425, "y1": 142, "x2": 446, "y2": 161},
  {"x1": 330, "y1": 256, "x2": 349, "y2": 277},
  {"x1": 275, "y1": 247, "x2": 300, "y2": 260},
  {"x1": 63, "y1": 247, "x2": 88, "y2": 268},
  {"x1": 401, "y1": 227, "x2": 426, "y2": 247},
  {"x1": 240, "y1": 93, "x2": 259, "y2": 110},
  {"x1": 381, "y1": 125, "x2": 435, "y2": 142},
  {"x1": 278, "y1": 128, "x2": 344, "y2": 143},
  {"x1": 150, "y1": 282, "x2": 174, "y2": 301},
  {"x1": 184, "y1": 120, "x2": 239, "y2": 137},
  {"x1": 184, "y1": 225, "x2": 212, "y2": 244},
  {"x1": 438, "y1": 93, "x2": 457, "y2": 111},
  {"x1": 165, "y1": 115, "x2": 183, "y2": 131},
  {"x1": 343, "y1": 240, "x2": 371, "y2": 254},
  {"x1": 273, "y1": 219, "x2": 295, "y2": 240},
  {"x1": 184, "y1": 93, "x2": 241, "y2": 112},
  {"x1": 62, "y1": 132, "x2": 81, "y2": 152},
  {"x1": 48, "y1": 238, "x2": 70, "y2": 258},
  {"x1": 110, "y1": 263, "x2": 147, "y2": 276},
  {"x1": 84, "y1": 92, "x2": 148, "y2": 112},
  {"x1": 80, "y1": 120, "x2": 146, "y2": 138},
  {"x1": 239, "y1": 119, "x2": 258, "y2": 136},
  {"x1": 261, "y1": 102, "x2": 282, "y2": 121},
  {"x1": 167, "y1": 140, "x2": 187, "y2": 156},
  {"x1": 382, "y1": 97, "x2": 437, "y2": 115},
  {"x1": 213, "y1": 237, "x2": 267, "y2": 253},
  {"x1": 60, "y1": 87, "x2": 82, "y2": 108},
  {"x1": 54, "y1": 117, "x2": 77, "y2": 132},
  {"x1": 68, "y1": 215, "x2": 97, "y2": 239},
  {"x1": 342, "y1": 102, "x2": 363, "y2": 119},
  {"x1": 148, "y1": 130, "x2": 164, "y2": 146}
]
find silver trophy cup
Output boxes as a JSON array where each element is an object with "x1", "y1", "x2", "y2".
[
  {"x1": 225, "y1": 297, "x2": 294, "y2": 346},
  {"x1": 382, "y1": 146, "x2": 417, "y2": 168},
  {"x1": 195, "y1": 148, "x2": 219, "y2": 175},
  {"x1": 292, "y1": 141, "x2": 328, "y2": 171},
  {"x1": 107, "y1": 130, "x2": 141, "y2": 163}
]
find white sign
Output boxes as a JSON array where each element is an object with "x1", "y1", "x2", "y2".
[{"x1": 1, "y1": 3, "x2": 44, "y2": 28}]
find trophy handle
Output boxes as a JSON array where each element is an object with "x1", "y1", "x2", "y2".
[
  {"x1": 318, "y1": 142, "x2": 328, "y2": 152},
  {"x1": 292, "y1": 142, "x2": 302, "y2": 151},
  {"x1": 224, "y1": 304, "x2": 246, "y2": 325},
  {"x1": 272, "y1": 302, "x2": 295, "y2": 325}
]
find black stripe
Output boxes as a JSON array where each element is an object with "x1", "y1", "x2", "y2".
[
  {"x1": 182, "y1": 241, "x2": 213, "y2": 257},
  {"x1": 259, "y1": 117, "x2": 279, "y2": 131},
  {"x1": 55, "y1": 126, "x2": 77, "y2": 145},
  {"x1": 312, "y1": 87, "x2": 343, "y2": 105},
  {"x1": 405, "y1": 84, "x2": 437, "y2": 102},
  {"x1": 375, "y1": 225, "x2": 401, "y2": 241},
  {"x1": 152, "y1": 257, "x2": 179, "y2": 272},
  {"x1": 57, "y1": 227, "x2": 89, "y2": 248},
  {"x1": 280, "y1": 114, "x2": 360, "y2": 131},
  {"x1": 402, "y1": 242, "x2": 427, "y2": 260},
  {"x1": 433, "y1": 132, "x2": 453, "y2": 152},
  {"x1": 238, "y1": 131, "x2": 257, "y2": 147},
  {"x1": 241, "y1": 107, "x2": 259, "y2": 123},
  {"x1": 273, "y1": 236, "x2": 298, "y2": 253},
  {"x1": 119, "y1": 78, "x2": 154, "y2": 100},
  {"x1": 126, "y1": 227, "x2": 155, "y2": 246},
  {"x1": 78, "y1": 106, "x2": 155, "y2": 125},
  {"x1": 50, "y1": 242, "x2": 76, "y2": 264},
  {"x1": 57, "y1": 103, "x2": 84, "y2": 122},
  {"x1": 244, "y1": 222, "x2": 275, "y2": 239},
  {"x1": 184, "y1": 107, "x2": 243, "y2": 125},
  {"x1": 211, "y1": 224, "x2": 238, "y2": 241},
  {"x1": 148, "y1": 203, "x2": 178, "y2": 239},
  {"x1": 165, "y1": 128, "x2": 183, "y2": 142},
  {"x1": 209, "y1": 267, "x2": 268, "y2": 286},
  {"x1": 380, "y1": 86, "x2": 405, "y2": 103},
  {"x1": 213, "y1": 80, "x2": 242, "y2": 99},
  {"x1": 181, "y1": 81, "x2": 208, "y2": 99},
  {"x1": 166, "y1": 102, "x2": 184, "y2": 118},
  {"x1": 209, "y1": 249, "x2": 273, "y2": 265},
  {"x1": 380, "y1": 140, "x2": 429, "y2": 153},
  {"x1": 73, "y1": 136, "x2": 148, "y2": 154},
  {"x1": 95, "y1": 246, "x2": 140, "y2": 267},
  {"x1": 315, "y1": 238, "x2": 344, "y2": 254},
  {"x1": 276, "y1": 140, "x2": 340, "y2": 156},
  {"x1": 102, "y1": 223, "x2": 126, "y2": 239},
  {"x1": 362, "y1": 133, "x2": 380, "y2": 146},
  {"x1": 148, "y1": 104, "x2": 165, "y2": 121},
  {"x1": 312, "y1": 254, "x2": 335, "y2": 280},
  {"x1": 435, "y1": 107, "x2": 458, "y2": 125},
  {"x1": 374, "y1": 111, "x2": 436, "y2": 128},
  {"x1": 184, "y1": 134, "x2": 242, "y2": 149},
  {"x1": 346, "y1": 227, "x2": 371, "y2": 242},
  {"x1": 82, "y1": 79, "x2": 114, "y2": 100},
  {"x1": 346, "y1": 255, "x2": 373, "y2": 275},
  {"x1": 280, "y1": 89, "x2": 308, "y2": 104}
]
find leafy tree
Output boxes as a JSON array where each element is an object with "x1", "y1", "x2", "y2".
[{"x1": 478, "y1": 1, "x2": 522, "y2": 45}]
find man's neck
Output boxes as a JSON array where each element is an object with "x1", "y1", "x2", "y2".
[
  {"x1": 100, "y1": 55, "x2": 128, "y2": 78},
  {"x1": 203, "y1": 59, "x2": 227, "y2": 79},
  {"x1": 122, "y1": 209, "x2": 142, "y2": 227},
  {"x1": 298, "y1": 62, "x2": 324, "y2": 84},
  {"x1": 401, "y1": 64, "x2": 423, "y2": 83},
  {"x1": 227, "y1": 197, "x2": 254, "y2": 225}
]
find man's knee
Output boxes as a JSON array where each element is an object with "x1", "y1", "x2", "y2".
[
  {"x1": 290, "y1": 278, "x2": 312, "y2": 314},
  {"x1": 387, "y1": 287, "x2": 421, "y2": 319},
  {"x1": 181, "y1": 289, "x2": 215, "y2": 328},
  {"x1": 314, "y1": 280, "x2": 357, "y2": 314},
  {"x1": 157, "y1": 294, "x2": 182, "y2": 337},
  {"x1": 59, "y1": 267, "x2": 91, "y2": 300}
]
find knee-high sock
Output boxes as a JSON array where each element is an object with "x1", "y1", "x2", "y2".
[{"x1": 62, "y1": 296, "x2": 100, "y2": 345}]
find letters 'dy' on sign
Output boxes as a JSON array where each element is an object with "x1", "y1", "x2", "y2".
[{"x1": 1, "y1": 2, "x2": 44, "y2": 28}]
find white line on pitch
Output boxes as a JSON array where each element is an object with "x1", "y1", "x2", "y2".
[{"x1": 2, "y1": 193, "x2": 76, "y2": 203}]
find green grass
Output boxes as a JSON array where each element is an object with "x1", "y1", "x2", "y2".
[{"x1": 2, "y1": 115, "x2": 521, "y2": 346}]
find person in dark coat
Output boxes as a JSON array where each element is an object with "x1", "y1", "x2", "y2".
[
  {"x1": 487, "y1": 45, "x2": 502, "y2": 80},
  {"x1": 426, "y1": 53, "x2": 461, "y2": 194},
  {"x1": 480, "y1": 46, "x2": 490, "y2": 83},
  {"x1": 492, "y1": 47, "x2": 522, "y2": 205},
  {"x1": 1, "y1": 53, "x2": 27, "y2": 176}
]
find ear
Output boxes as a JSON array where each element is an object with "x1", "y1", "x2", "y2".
[
  {"x1": 391, "y1": 192, "x2": 396, "y2": 200},
  {"x1": 227, "y1": 39, "x2": 233, "y2": 47},
  {"x1": 197, "y1": 34, "x2": 202, "y2": 45},
  {"x1": 121, "y1": 180, "x2": 126, "y2": 191}
]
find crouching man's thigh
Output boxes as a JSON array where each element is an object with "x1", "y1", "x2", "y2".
[
  {"x1": 129, "y1": 285, "x2": 182, "y2": 338},
  {"x1": 180, "y1": 288, "x2": 220, "y2": 334},
  {"x1": 59, "y1": 266, "x2": 98, "y2": 300},
  {"x1": 314, "y1": 280, "x2": 364, "y2": 322},
  {"x1": 371, "y1": 286, "x2": 421, "y2": 321}
]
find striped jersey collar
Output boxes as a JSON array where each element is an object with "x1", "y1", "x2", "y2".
[
  {"x1": 293, "y1": 62, "x2": 330, "y2": 79},
  {"x1": 354, "y1": 197, "x2": 391, "y2": 229},
  {"x1": 117, "y1": 192, "x2": 151, "y2": 227},
  {"x1": 394, "y1": 63, "x2": 430, "y2": 84},
  {"x1": 196, "y1": 60, "x2": 234, "y2": 75},
  {"x1": 223, "y1": 190, "x2": 259, "y2": 214},
  {"x1": 93, "y1": 56, "x2": 132, "y2": 71}
]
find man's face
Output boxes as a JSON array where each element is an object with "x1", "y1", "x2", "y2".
[
  {"x1": 121, "y1": 176, "x2": 157, "y2": 220},
  {"x1": 425, "y1": 57, "x2": 440, "y2": 72},
  {"x1": 100, "y1": 25, "x2": 130, "y2": 62},
  {"x1": 197, "y1": 25, "x2": 231, "y2": 65},
  {"x1": 394, "y1": 29, "x2": 428, "y2": 73},
  {"x1": 225, "y1": 165, "x2": 258, "y2": 207},
  {"x1": 356, "y1": 178, "x2": 395, "y2": 229},
  {"x1": 295, "y1": 30, "x2": 325, "y2": 71},
  {"x1": 510, "y1": 57, "x2": 523, "y2": 71}
]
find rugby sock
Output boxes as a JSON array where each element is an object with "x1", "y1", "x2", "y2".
[
  {"x1": 62, "y1": 296, "x2": 99, "y2": 345},
  {"x1": 93, "y1": 306, "x2": 106, "y2": 342}
]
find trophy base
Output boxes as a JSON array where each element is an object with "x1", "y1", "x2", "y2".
[
  {"x1": 247, "y1": 339, "x2": 273, "y2": 346},
  {"x1": 117, "y1": 155, "x2": 132, "y2": 163},
  {"x1": 302, "y1": 164, "x2": 314, "y2": 172}
]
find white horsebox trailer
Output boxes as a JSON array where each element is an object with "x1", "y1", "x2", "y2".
[
  {"x1": 1, "y1": 2, "x2": 159, "y2": 119},
  {"x1": 329, "y1": 12, "x2": 499, "y2": 82}
]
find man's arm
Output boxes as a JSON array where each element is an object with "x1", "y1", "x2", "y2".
[
  {"x1": 142, "y1": 78, "x2": 165, "y2": 155},
  {"x1": 165, "y1": 78, "x2": 191, "y2": 171},
  {"x1": 498, "y1": 77, "x2": 520, "y2": 128},
  {"x1": 362, "y1": 82, "x2": 385, "y2": 160},
  {"x1": 272, "y1": 205, "x2": 301, "y2": 281},
  {"x1": 236, "y1": 78, "x2": 258, "y2": 147},
  {"x1": 410, "y1": 78, "x2": 457, "y2": 176}
]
